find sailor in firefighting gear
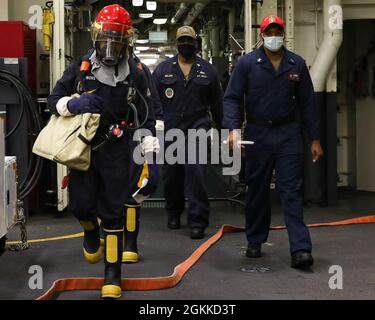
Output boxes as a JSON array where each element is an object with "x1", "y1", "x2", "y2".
[
  {"x1": 223, "y1": 15, "x2": 324, "y2": 269},
  {"x1": 152, "y1": 26, "x2": 223, "y2": 239},
  {"x1": 47, "y1": 4, "x2": 159, "y2": 299},
  {"x1": 115, "y1": 43, "x2": 164, "y2": 265}
]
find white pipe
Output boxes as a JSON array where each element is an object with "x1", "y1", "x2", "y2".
[
  {"x1": 171, "y1": 3, "x2": 189, "y2": 25},
  {"x1": 184, "y1": 2, "x2": 208, "y2": 26},
  {"x1": 53, "y1": 0, "x2": 69, "y2": 212},
  {"x1": 285, "y1": 0, "x2": 295, "y2": 52},
  {"x1": 244, "y1": 0, "x2": 252, "y2": 53},
  {"x1": 310, "y1": 0, "x2": 343, "y2": 92}
]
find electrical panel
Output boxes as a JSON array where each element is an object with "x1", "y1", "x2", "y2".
[
  {"x1": 0, "y1": 157, "x2": 17, "y2": 239},
  {"x1": 5, "y1": 157, "x2": 17, "y2": 229}
]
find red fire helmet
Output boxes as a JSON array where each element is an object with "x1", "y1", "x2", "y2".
[{"x1": 91, "y1": 4, "x2": 133, "y2": 44}]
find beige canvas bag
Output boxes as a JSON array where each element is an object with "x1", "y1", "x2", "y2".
[{"x1": 32, "y1": 113, "x2": 101, "y2": 171}]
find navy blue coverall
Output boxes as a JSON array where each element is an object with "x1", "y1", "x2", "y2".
[
  {"x1": 152, "y1": 55, "x2": 223, "y2": 229},
  {"x1": 223, "y1": 47, "x2": 319, "y2": 254},
  {"x1": 47, "y1": 52, "x2": 156, "y2": 230}
]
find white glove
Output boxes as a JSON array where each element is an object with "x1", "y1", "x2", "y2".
[
  {"x1": 56, "y1": 93, "x2": 80, "y2": 117},
  {"x1": 155, "y1": 120, "x2": 165, "y2": 131},
  {"x1": 141, "y1": 136, "x2": 160, "y2": 154}
]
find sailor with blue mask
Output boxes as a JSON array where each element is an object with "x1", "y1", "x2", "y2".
[{"x1": 223, "y1": 15, "x2": 324, "y2": 269}]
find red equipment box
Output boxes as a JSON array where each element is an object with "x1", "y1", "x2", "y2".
[{"x1": 0, "y1": 21, "x2": 37, "y2": 94}]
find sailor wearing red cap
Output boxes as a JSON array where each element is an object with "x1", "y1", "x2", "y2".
[{"x1": 223, "y1": 15, "x2": 323, "y2": 269}]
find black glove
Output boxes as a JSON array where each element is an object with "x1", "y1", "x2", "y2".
[{"x1": 67, "y1": 93, "x2": 103, "y2": 114}]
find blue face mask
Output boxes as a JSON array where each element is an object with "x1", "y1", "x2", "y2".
[{"x1": 263, "y1": 36, "x2": 284, "y2": 52}]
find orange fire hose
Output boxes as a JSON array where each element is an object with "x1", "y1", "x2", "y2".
[{"x1": 36, "y1": 215, "x2": 375, "y2": 300}]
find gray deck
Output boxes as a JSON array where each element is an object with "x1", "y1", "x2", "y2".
[{"x1": 1, "y1": 189, "x2": 375, "y2": 300}]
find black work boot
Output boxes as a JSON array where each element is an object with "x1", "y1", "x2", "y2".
[
  {"x1": 79, "y1": 219, "x2": 102, "y2": 264},
  {"x1": 123, "y1": 205, "x2": 140, "y2": 263},
  {"x1": 167, "y1": 213, "x2": 181, "y2": 229},
  {"x1": 168, "y1": 217, "x2": 181, "y2": 229},
  {"x1": 101, "y1": 228, "x2": 123, "y2": 299},
  {"x1": 246, "y1": 243, "x2": 262, "y2": 258},
  {"x1": 291, "y1": 251, "x2": 314, "y2": 269},
  {"x1": 190, "y1": 228, "x2": 205, "y2": 239}
]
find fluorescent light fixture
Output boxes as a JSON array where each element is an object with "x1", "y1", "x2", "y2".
[
  {"x1": 137, "y1": 53, "x2": 159, "y2": 59},
  {"x1": 153, "y1": 18, "x2": 167, "y2": 25},
  {"x1": 135, "y1": 46, "x2": 150, "y2": 51},
  {"x1": 132, "y1": 0, "x2": 143, "y2": 7},
  {"x1": 146, "y1": 1, "x2": 157, "y2": 11},
  {"x1": 133, "y1": 50, "x2": 141, "y2": 54},
  {"x1": 139, "y1": 13, "x2": 153, "y2": 19},
  {"x1": 165, "y1": 54, "x2": 174, "y2": 58},
  {"x1": 136, "y1": 39, "x2": 150, "y2": 44},
  {"x1": 149, "y1": 31, "x2": 168, "y2": 43},
  {"x1": 142, "y1": 58, "x2": 158, "y2": 66}
]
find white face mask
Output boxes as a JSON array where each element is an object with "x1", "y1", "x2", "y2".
[{"x1": 263, "y1": 36, "x2": 284, "y2": 52}]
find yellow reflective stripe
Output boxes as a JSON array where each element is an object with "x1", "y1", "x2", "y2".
[
  {"x1": 103, "y1": 228, "x2": 124, "y2": 233},
  {"x1": 106, "y1": 235, "x2": 118, "y2": 263},
  {"x1": 137, "y1": 161, "x2": 149, "y2": 188},
  {"x1": 125, "y1": 204, "x2": 141, "y2": 208},
  {"x1": 126, "y1": 208, "x2": 136, "y2": 232},
  {"x1": 6, "y1": 232, "x2": 83, "y2": 245}
]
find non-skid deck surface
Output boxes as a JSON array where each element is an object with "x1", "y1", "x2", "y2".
[{"x1": 1, "y1": 190, "x2": 375, "y2": 300}]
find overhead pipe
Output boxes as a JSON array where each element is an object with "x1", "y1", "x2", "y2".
[
  {"x1": 183, "y1": 2, "x2": 209, "y2": 26},
  {"x1": 208, "y1": 18, "x2": 220, "y2": 57},
  {"x1": 171, "y1": 3, "x2": 189, "y2": 25},
  {"x1": 310, "y1": 0, "x2": 343, "y2": 92}
]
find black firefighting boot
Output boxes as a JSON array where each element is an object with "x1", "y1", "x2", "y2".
[
  {"x1": 101, "y1": 228, "x2": 123, "y2": 299},
  {"x1": 79, "y1": 219, "x2": 102, "y2": 264},
  {"x1": 122, "y1": 205, "x2": 140, "y2": 263}
]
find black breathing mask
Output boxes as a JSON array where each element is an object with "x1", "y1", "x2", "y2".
[
  {"x1": 96, "y1": 38, "x2": 126, "y2": 67},
  {"x1": 177, "y1": 44, "x2": 196, "y2": 59}
]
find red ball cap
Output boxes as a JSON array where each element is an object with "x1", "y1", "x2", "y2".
[{"x1": 260, "y1": 15, "x2": 285, "y2": 33}]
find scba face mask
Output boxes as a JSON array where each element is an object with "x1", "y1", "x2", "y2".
[
  {"x1": 263, "y1": 36, "x2": 284, "y2": 52},
  {"x1": 96, "y1": 38, "x2": 127, "y2": 67}
]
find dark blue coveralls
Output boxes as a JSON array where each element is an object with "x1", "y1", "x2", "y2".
[
  {"x1": 152, "y1": 55, "x2": 223, "y2": 229},
  {"x1": 133, "y1": 53, "x2": 164, "y2": 121},
  {"x1": 223, "y1": 47, "x2": 319, "y2": 254},
  {"x1": 47, "y1": 50, "x2": 156, "y2": 230}
]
